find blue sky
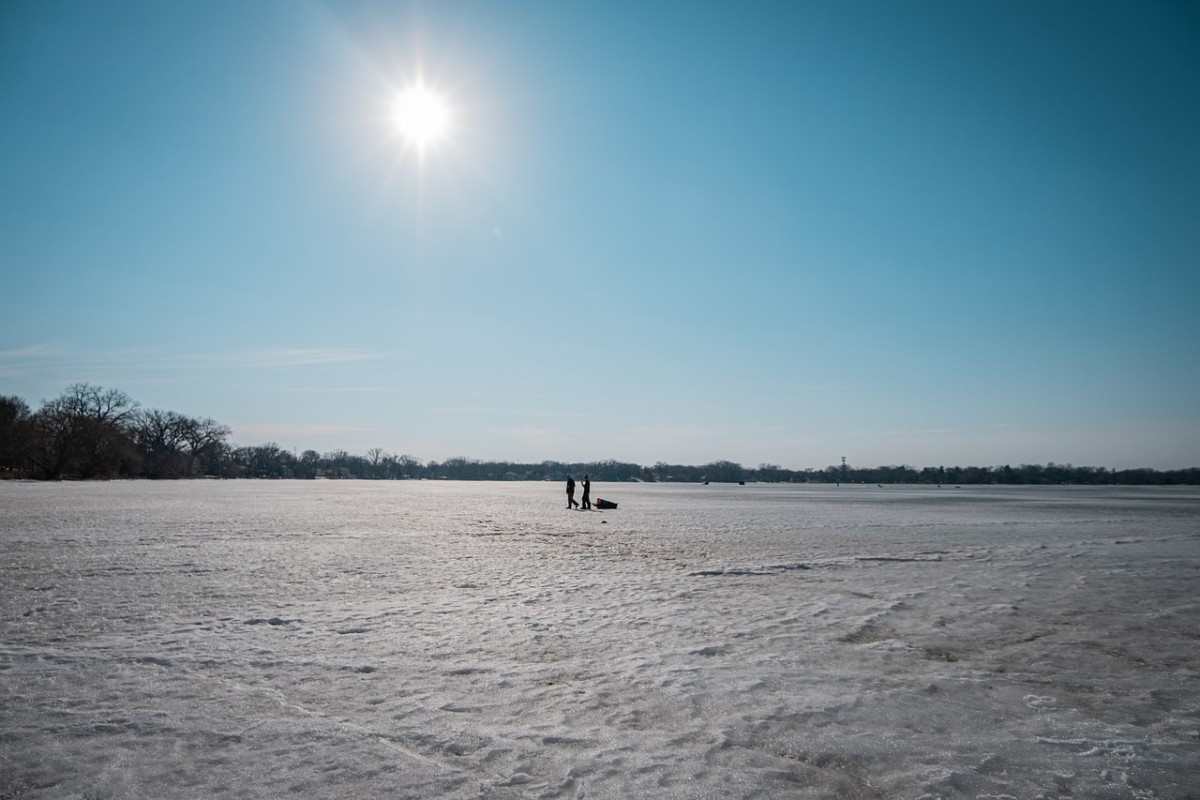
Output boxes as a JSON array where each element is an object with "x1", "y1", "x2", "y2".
[{"x1": 2, "y1": 0, "x2": 1198, "y2": 470}]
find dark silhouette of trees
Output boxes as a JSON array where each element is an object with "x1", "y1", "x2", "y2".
[
  {"x1": 1, "y1": 384, "x2": 1197, "y2": 483},
  {"x1": 30, "y1": 384, "x2": 140, "y2": 479},
  {"x1": 180, "y1": 417, "x2": 231, "y2": 477},
  {"x1": 131, "y1": 409, "x2": 191, "y2": 478},
  {"x1": 127, "y1": 411, "x2": 231, "y2": 479},
  {"x1": 0, "y1": 395, "x2": 36, "y2": 476},
  {"x1": 0, "y1": 384, "x2": 231, "y2": 480},
  {"x1": 704, "y1": 460, "x2": 747, "y2": 483},
  {"x1": 231, "y1": 443, "x2": 294, "y2": 478}
]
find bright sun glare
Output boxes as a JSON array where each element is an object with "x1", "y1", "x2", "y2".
[{"x1": 393, "y1": 84, "x2": 450, "y2": 151}]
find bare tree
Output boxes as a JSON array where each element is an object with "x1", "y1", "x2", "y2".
[
  {"x1": 58, "y1": 383, "x2": 139, "y2": 425},
  {"x1": 179, "y1": 416, "x2": 231, "y2": 477},
  {"x1": 366, "y1": 447, "x2": 387, "y2": 478},
  {"x1": 131, "y1": 409, "x2": 190, "y2": 478},
  {"x1": 232, "y1": 442, "x2": 291, "y2": 478},
  {"x1": 397, "y1": 454, "x2": 421, "y2": 477},
  {"x1": 32, "y1": 383, "x2": 139, "y2": 479},
  {"x1": 0, "y1": 395, "x2": 35, "y2": 476}
]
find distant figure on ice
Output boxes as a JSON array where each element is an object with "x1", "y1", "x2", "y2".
[
  {"x1": 566, "y1": 475, "x2": 579, "y2": 509},
  {"x1": 581, "y1": 474, "x2": 591, "y2": 510}
]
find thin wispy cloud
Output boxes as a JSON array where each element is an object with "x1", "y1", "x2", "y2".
[
  {"x1": 447, "y1": 406, "x2": 586, "y2": 419},
  {"x1": 1, "y1": 344, "x2": 390, "y2": 374},
  {"x1": 261, "y1": 385, "x2": 416, "y2": 395},
  {"x1": 0, "y1": 344, "x2": 66, "y2": 360},
  {"x1": 230, "y1": 422, "x2": 375, "y2": 443},
  {"x1": 228, "y1": 348, "x2": 388, "y2": 368},
  {"x1": 876, "y1": 428, "x2": 960, "y2": 438},
  {"x1": 0, "y1": 343, "x2": 66, "y2": 377}
]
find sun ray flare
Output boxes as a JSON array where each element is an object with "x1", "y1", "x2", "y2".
[{"x1": 392, "y1": 82, "x2": 450, "y2": 155}]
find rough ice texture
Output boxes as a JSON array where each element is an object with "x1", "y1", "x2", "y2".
[{"x1": 1, "y1": 481, "x2": 1198, "y2": 799}]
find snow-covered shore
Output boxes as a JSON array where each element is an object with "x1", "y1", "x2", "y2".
[{"x1": 2, "y1": 481, "x2": 1198, "y2": 799}]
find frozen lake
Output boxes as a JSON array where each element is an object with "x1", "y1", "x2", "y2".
[{"x1": 2, "y1": 481, "x2": 1198, "y2": 799}]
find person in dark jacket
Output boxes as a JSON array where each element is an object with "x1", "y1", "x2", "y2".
[
  {"x1": 566, "y1": 475, "x2": 579, "y2": 509},
  {"x1": 581, "y1": 474, "x2": 591, "y2": 510}
]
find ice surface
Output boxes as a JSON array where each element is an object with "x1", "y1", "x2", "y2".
[{"x1": 2, "y1": 481, "x2": 1198, "y2": 799}]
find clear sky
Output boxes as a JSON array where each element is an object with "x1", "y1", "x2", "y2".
[{"x1": 3, "y1": 0, "x2": 1198, "y2": 470}]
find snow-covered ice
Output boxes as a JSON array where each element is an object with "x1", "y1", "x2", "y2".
[{"x1": 2, "y1": 481, "x2": 1198, "y2": 799}]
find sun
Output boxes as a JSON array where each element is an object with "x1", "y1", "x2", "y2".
[{"x1": 392, "y1": 84, "x2": 450, "y2": 152}]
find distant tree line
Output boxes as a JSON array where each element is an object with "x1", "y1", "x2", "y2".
[
  {"x1": 1, "y1": 384, "x2": 230, "y2": 480},
  {"x1": 2, "y1": 384, "x2": 1197, "y2": 484}
]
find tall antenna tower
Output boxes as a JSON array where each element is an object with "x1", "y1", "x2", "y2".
[{"x1": 841, "y1": 456, "x2": 848, "y2": 484}]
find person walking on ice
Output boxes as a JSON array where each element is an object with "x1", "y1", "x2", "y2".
[
  {"x1": 566, "y1": 475, "x2": 579, "y2": 509},
  {"x1": 581, "y1": 474, "x2": 591, "y2": 510}
]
